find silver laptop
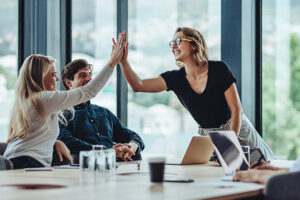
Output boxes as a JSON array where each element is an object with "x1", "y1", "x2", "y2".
[
  {"x1": 166, "y1": 136, "x2": 214, "y2": 165},
  {"x1": 208, "y1": 131, "x2": 249, "y2": 179}
]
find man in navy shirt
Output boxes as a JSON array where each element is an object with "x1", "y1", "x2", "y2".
[{"x1": 58, "y1": 59, "x2": 144, "y2": 161}]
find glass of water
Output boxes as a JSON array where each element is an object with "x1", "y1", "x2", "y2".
[
  {"x1": 94, "y1": 150, "x2": 105, "y2": 172},
  {"x1": 92, "y1": 144, "x2": 104, "y2": 150},
  {"x1": 104, "y1": 149, "x2": 116, "y2": 173},
  {"x1": 79, "y1": 151, "x2": 90, "y2": 171},
  {"x1": 241, "y1": 145, "x2": 250, "y2": 164},
  {"x1": 88, "y1": 149, "x2": 107, "y2": 173}
]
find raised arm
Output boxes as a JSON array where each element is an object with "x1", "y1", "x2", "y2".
[
  {"x1": 118, "y1": 32, "x2": 167, "y2": 93},
  {"x1": 40, "y1": 33, "x2": 125, "y2": 115},
  {"x1": 120, "y1": 62, "x2": 166, "y2": 93}
]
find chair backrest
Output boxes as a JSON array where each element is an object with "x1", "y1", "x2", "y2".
[
  {"x1": 0, "y1": 155, "x2": 13, "y2": 170},
  {"x1": 0, "y1": 142, "x2": 7, "y2": 156},
  {"x1": 265, "y1": 171, "x2": 300, "y2": 200}
]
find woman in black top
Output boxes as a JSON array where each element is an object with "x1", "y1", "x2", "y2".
[{"x1": 119, "y1": 27, "x2": 275, "y2": 160}]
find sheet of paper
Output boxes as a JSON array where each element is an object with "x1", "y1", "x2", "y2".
[
  {"x1": 221, "y1": 175, "x2": 233, "y2": 181},
  {"x1": 116, "y1": 161, "x2": 141, "y2": 165},
  {"x1": 53, "y1": 165, "x2": 80, "y2": 169},
  {"x1": 190, "y1": 181, "x2": 258, "y2": 188},
  {"x1": 270, "y1": 160, "x2": 295, "y2": 168}
]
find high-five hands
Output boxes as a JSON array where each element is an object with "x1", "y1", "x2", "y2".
[
  {"x1": 120, "y1": 31, "x2": 128, "y2": 64},
  {"x1": 108, "y1": 32, "x2": 126, "y2": 68},
  {"x1": 112, "y1": 31, "x2": 129, "y2": 64}
]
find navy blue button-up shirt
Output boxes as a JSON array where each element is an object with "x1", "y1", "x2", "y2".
[{"x1": 58, "y1": 101, "x2": 144, "y2": 154}]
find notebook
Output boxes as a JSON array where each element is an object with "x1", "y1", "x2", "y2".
[
  {"x1": 166, "y1": 136, "x2": 214, "y2": 165},
  {"x1": 208, "y1": 130, "x2": 249, "y2": 180}
]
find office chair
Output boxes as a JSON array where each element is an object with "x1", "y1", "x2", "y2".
[{"x1": 265, "y1": 171, "x2": 300, "y2": 200}]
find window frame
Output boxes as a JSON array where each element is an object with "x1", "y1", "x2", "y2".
[{"x1": 18, "y1": 0, "x2": 263, "y2": 134}]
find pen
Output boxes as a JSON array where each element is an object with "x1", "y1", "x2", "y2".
[
  {"x1": 137, "y1": 161, "x2": 140, "y2": 171},
  {"x1": 251, "y1": 155, "x2": 264, "y2": 169}
]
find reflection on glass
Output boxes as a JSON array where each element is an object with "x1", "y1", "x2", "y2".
[
  {"x1": 72, "y1": 0, "x2": 117, "y2": 113},
  {"x1": 0, "y1": 0, "x2": 18, "y2": 142},
  {"x1": 262, "y1": 0, "x2": 300, "y2": 159},
  {"x1": 127, "y1": 0, "x2": 221, "y2": 157}
]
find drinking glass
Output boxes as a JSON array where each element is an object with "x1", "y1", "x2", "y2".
[{"x1": 241, "y1": 145, "x2": 250, "y2": 164}]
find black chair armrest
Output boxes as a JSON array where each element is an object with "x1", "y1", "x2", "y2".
[
  {"x1": 0, "y1": 155, "x2": 13, "y2": 170},
  {"x1": 0, "y1": 142, "x2": 7, "y2": 156}
]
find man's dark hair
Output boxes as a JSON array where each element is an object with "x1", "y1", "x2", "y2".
[{"x1": 61, "y1": 59, "x2": 93, "y2": 90}]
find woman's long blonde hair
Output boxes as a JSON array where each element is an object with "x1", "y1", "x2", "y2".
[
  {"x1": 7, "y1": 54, "x2": 70, "y2": 143},
  {"x1": 175, "y1": 27, "x2": 209, "y2": 67}
]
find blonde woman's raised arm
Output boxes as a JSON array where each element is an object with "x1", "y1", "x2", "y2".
[{"x1": 40, "y1": 33, "x2": 125, "y2": 115}]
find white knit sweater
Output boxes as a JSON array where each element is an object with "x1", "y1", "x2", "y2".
[{"x1": 4, "y1": 65, "x2": 113, "y2": 167}]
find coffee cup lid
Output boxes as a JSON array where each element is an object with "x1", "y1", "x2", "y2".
[{"x1": 148, "y1": 156, "x2": 166, "y2": 163}]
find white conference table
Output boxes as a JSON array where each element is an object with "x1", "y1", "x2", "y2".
[{"x1": 0, "y1": 162, "x2": 264, "y2": 200}]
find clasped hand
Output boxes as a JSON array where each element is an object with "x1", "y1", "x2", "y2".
[{"x1": 112, "y1": 143, "x2": 138, "y2": 161}]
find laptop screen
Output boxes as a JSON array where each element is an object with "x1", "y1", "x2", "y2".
[{"x1": 209, "y1": 131, "x2": 249, "y2": 174}]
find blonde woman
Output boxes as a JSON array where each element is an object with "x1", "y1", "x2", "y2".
[
  {"x1": 119, "y1": 27, "x2": 275, "y2": 160},
  {"x1": 4, "y1": 33, "x2": 125, "y2": 169}
]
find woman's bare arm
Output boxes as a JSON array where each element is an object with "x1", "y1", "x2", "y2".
[
  {"x1": 118, "y1": 33, "x2": 167, "y2": 93},
  {"x1": 224, "y1": 83, "x2": 243, "y2": 136}
]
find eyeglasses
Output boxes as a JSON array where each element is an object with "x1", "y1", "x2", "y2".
[{"x1": 169, "y1": 37, "x2": 192, "y2": 48}]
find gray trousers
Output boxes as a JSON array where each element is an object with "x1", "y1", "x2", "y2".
[{"x1": 198, "y1": 114, "x2": 276, "y2": 161}]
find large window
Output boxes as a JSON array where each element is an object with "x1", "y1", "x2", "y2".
[
  {"x1": 72, "y1": 0, "x2": 117, "y2": 113},
  {"x1": 0, "y1": 1, "x2": 18, "y2": 142},
  {"x1": 127, "y1": 0, "x2": 221, "y2": 157},
  {"x1": 262, "y1": 0, "x2": 300, "y2": 159}
]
